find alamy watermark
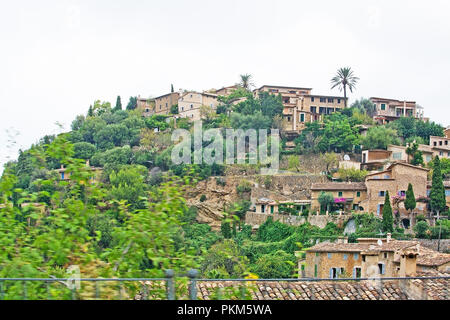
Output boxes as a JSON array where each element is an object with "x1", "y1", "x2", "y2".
[{"x1": 171, "y1": 121, "x2": 279, "y2": 175}]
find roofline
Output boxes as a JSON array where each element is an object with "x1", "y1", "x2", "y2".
[
  {"x1": 154, "y1": 92, "x2": 180, "y2": 99},
  {"x1": 370, "y1": 97, "x2": 416, "y2": 104},
  {"x1": 304, "y1": 94, "x2": 347, "y2": 99},
  {"x1": 254, "y1": 85, "x2": 313, "y2": 91}
]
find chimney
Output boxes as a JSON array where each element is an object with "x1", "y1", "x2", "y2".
[
  {"x1": 398, "y1": 246, "x2": 418, "y2": 277},
  {"x1": 386, "y1": 233, "x2": 391, "y2": 243}
]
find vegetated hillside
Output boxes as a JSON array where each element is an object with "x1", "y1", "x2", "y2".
[{"x1": 0, "y1": 93, "x2": 449, "y2": 290}]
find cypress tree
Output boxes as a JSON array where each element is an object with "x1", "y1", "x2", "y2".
[
  {"x1": 114, "y1": 95, "x2": 122, "y2": 111},
  {"x1": 87, "y1": 105, "x2": 94, "y2": 117},
  {"x1": 430, "y1": 156, "x2": 446, "y2": 215},
  {"x1": 405, "y1": 183, "x2": 416, "y2": 214},
  {"x1": 126, "y1": 96, "x2": 137, "y2": 110},
  {"x1": 382, "y1": 190, "x2": 394, "y2": 232},
  {"x1": 221, "y1": 221, "x2": 231, "y2": 239}
]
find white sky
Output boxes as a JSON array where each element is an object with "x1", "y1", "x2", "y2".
[{"x1": 1, "y1": 0, "x2": 450, "y2": 171}]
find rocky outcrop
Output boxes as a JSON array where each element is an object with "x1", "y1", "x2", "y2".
[{"x1": 185, "y1": 174, "x2": 327, "y2": 229}]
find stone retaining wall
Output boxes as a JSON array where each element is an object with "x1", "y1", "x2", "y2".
[{"x1": 245, "y1": 212, "x2": 352, "y2": 229}]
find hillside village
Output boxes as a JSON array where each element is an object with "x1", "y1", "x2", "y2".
[{"x1": 1, "y1": 72, "x2": 449, "y2": 300}]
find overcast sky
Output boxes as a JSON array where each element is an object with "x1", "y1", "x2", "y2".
[{"x1": 1, "y1": 0, "x2": 449, "y2": 171}]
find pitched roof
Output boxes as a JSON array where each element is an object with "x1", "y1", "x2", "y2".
[
  {"x1": 310, "y1": 182, "x2": 367, "y2": 191},
  {"x1": 137, "y1": 277, "x2": 450, "y2": 300},
  {"x1": 306, "y1": 240, "x2": 417, "y2": 253}
]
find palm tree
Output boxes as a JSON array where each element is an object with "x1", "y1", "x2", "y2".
[
  {"x1": 330, "y1": 67, "x2": 359, "y2": 107},
  {"x1": 239, "y1": 74, "x2": 254, "y2": 91}
]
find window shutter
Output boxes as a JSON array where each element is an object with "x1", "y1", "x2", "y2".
[
  {"x1": 329, "y1": 268, "x2": 333, "y2": 279},
  {"x1": 381, "y1": 264, "x2": 386, "y2": 275},
  {"x1": 352, "y1": 267, "x2": 356, "y2": 279}
]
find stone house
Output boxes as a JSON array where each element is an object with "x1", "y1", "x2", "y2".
[
  {"x1": 254, "y1": 197, "x2": 311, "y2": 215},
  {"x1": 178, "y1": 91, "x2": 219, "y2": 121},
  {"x1": 137, "y1": 96, "x2": 156, "y2": 117},
  {"x1": 252, "y1": 85, "x2": 346, "y2": 135},
  {"x1": 56, "y1": 161, "x2": 103, "y2": 183},
  {"x1": 304, "y1": 235, "x2": 450, "y2": 279},
  {"x1": 214, "y1": 85, "x2": 238, "y2": 96},
  {"x1": 369, "y1": 97, "x2": 426, "y2": 124},
  {"x1": 362, "y1": 162, "x2": 429, "y2": 219},
  {"x1": 310, "y1": 163, "x2": 430, "y2": 230},
  {"x1": 310, "y1": 182, "x2": 367, "y2": 213},
  {"x1": 154, "y1": 91, "x2": 180, "y2": 115}
]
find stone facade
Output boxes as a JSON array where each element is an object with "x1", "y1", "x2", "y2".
[
  {"x1": 370, "y1": 97, "x2": 426, "y2": 124},
  {"x1": 305, "y1": 237, "x2": 450, "y2": 279},
  {"x1": 178, "y1": 91, "x2": 219, "y2": 121},
  {"x1": 245, "y1": 211, "x2": 352, "y2": 229},
  {"x1": 154, "y1": 92, "x2": 180, "y2": 115},
  {"x1": 137, "y1": 97, "x2": 156, "y2": 117},
  {"x1": 252, "y1": 85, "x2": 346, "y2": 134}
]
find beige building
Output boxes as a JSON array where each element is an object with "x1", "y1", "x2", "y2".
[
  {"x1": 153, "y1": 92, "x2": 180, "y2": 116},
  {"x1": 137, "y1": 96, "x2": 156, "y2": 117},
  {"x1": 253, "y1": 85, "x2": 347, "y2": 134},
  {"x1": 215, "y1": 85, "x2": 238, "y2": 96},
  {"x1": 370, "y1": 97, "x2": 426, "y2": 124},
  {"x1": 311, "y1": 162, "x2": 430, "y2": 228},
  {"x1": 254, "y1": 198, "x2": 311, "y2": 215},
  {"x1": 362, "y1": 162, "x2": 429, "y2": 217},
  {"x1": 56, "y1": 161, "x2": 103, "y2": 184},
  {"x1": 304, "y1": 236, "x2": 450, "y2": 279},
  {"x1": 178, "y1": 91, "x2": 219, "y2": 121},
  {"x1": 311, "y1": 182, "x2": 367, "y2": 213}
]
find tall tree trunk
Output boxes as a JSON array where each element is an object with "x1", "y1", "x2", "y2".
[{"x1": 344, "y1": 85, "x2": 347, "y2": 107}]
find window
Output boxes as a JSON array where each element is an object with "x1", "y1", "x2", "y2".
[
  {"x1": 434, "y1": 141, "x2": 437, "y2": 146},
  {"x1": 362, "y1": 255, "x2": 366, "y2": 262},
  {"x1": 381, "y1": 103, "x2": 386, "y2": 110},
  {"x1": 353, "y1": 267, "x2": 361, "y2": 279},
  {"x1": 314, "y1": 265, "x2": 318, "y2": 278},
  {"x1": 320, "y1": 97, "x2": 326, "y2": 103},
  {"x1": 190, "y1": 104, "x2": 193, "y2": 109},
  {"x1": 356, "y1": 191, "x2": 361, "y2": 197},
  {"x1": 440, "y1": 151, "x2": 444, "y2": 156},
  {"x1": 343, "y1": 254, "x2": 348, "y2": 261},
  {"x1": 393, "y1": 152, "x2": 402, "y2": 160},
  {"x1": 327, "y1": 253, "x2": 332, "y2": 259},
  {"x1": 270, "y1": 205, "x2": 274, "y2": 214},
  {"x1": 399, "y1": 190, "x2": 406, "y2": 197},
  {"x1": 61, "y1": 172, "x2": 65, "y2": 180},
  {"x1": 311, "y1": 97, "x2": 315, "y2": 102},
  {"x1": 315, "y1": 252, "x2": 319, "y2": 257},
  {"x1": 287, "y1": 116, "x2": 291, "y2": 122},
  {"x1": 337, "y1": 99, "x2": 341, "y2": 104},
  {"x1": 353, "y1": 253, "x2": 359, "y2": 260},
  {"x1": 379, "y1": 191, "x2": 385, "y2": 197},
  {"x1": 439, "y1": 141, "x2": 443, "y2": 146},
  {"x1": 426, "y1": 155, "x2": 432, "y2": 162},
  {"x1": 329, "y1": 268, "x2": 344, "y2": 279},
  {"x1": 310, "y1": 106, "x2": 317, "y2": 113},
  {"x1": 261, "y1": 205, "x2": 265, "y2": 213},
  {"x1": 384, "y1": 252, "x2": 388, "y2": 259},
  {"x1": 300, "y1": 113, "x2": 305, "y2": 122},
  {"x1": 338, "y1": 191, "x2": 343, "y2": 197},
  {"x1": 378, "y1": 263, "x2": 385, "y2": 275},
  {"x1": 445, "y1": 190, "x2": 450, "y2": 196},
  {"x1": 328, "y1": 98, "x2": 334, "y2": 103}
]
